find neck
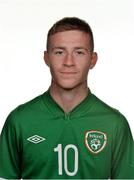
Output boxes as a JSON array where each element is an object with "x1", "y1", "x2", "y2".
[{"x1": 49, "y1": 81, "x2": 89, "y2": 113}]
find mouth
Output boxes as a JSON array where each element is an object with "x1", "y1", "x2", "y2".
[{"x1": 60, "y1": 72, "x2": 77, "y2": 74}]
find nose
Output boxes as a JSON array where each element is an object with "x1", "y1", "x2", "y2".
[{"x1": 63, "y1": 53, "x2": 75, "y2": 67}]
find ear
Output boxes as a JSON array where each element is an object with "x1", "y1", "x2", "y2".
[
  {"x1": 44, "y1": 51, "x2": 50, "y2": 67},
  {"x1": 89, "y1": 52, "x2": 98, "y2": 69}
]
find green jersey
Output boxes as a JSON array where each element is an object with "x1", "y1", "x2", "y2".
[{"x1": 0, "y1": 89, "x2": 134, "y2": 179}]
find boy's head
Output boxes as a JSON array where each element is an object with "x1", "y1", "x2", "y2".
[{"x1": 46, "y1": 17, "x2": 94, "y2": 52}]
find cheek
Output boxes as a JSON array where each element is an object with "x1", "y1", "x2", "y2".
[
  {"x1": 49, "y1": 63, "x2": 61, "y2": 79},
  {"x1": 79, "y1": 65, "x2": 90, "y2": 81},
  {"x1": 78, "y1": 63, "x2": 90, "y2": 75},
  {"x1": 81, "y1": 68, "x2": 90, "y2": 80},
  {"x1": 49, "y1": 59, "x2": 60, "y2": 70}
]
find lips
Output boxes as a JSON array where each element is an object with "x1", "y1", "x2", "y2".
[{"x1": 60, "y1": 72, "x2": 77, "y2": 74}]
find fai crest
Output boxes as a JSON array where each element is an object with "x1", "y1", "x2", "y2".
[{"x1": 85, "y1": 130, "x2": 107, "y2": 154}]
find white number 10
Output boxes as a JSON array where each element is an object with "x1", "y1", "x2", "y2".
[{"x1": 54, "y1": 144, "x2": 78, "y2": 176}]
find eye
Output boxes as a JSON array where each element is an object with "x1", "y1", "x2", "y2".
[
  {"x1": 54, "y1": 50, "x2": 64, "y2": 55},
  {"x1": 77, "y1": 51, "x2": 84, "y2": 54},
  {"x1": 75, "y1": 50, "x2": 86, "y2": 55}
]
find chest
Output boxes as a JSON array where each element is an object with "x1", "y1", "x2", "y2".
[{"x1": 19, "y1": 115, "x2": 113, "y2": 178}]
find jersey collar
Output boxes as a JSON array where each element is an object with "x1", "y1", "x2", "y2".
[{"x1": 42, "y1": 88, "x2": 96, "y2": 117}]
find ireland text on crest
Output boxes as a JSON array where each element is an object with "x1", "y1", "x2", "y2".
[{"x1": 85, "y1": 130, "x2": 107, "y2": 154}]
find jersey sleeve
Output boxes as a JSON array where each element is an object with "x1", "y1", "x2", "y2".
[
  {"x1": 0, "y1": 111, "x2": 21, "y2": 179},
  {"x1": 111, "y1": 114, "x2": 134, "y2": 178}
]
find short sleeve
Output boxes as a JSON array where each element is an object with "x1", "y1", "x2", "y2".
[
  {"x1": 111, "y1": 114, "x2": 134, "y2": 178},
  {"x1": 0, "y1": 111, "x2": 21, "y2": 179}
]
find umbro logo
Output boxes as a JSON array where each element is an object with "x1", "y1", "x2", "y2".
[{"x1": 27, "y1": 135, "x2": 46, "y2": 144}]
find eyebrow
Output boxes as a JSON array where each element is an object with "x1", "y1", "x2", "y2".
[
  {"x1": 74, "y1": 47, "x2": 89, "y2": 51},
  {"x1": 52, "y1": 47, "x2": 66, "y2": 51},
  {"x1": 51, "y1": 46, "x2": 89, "y2": 51}
]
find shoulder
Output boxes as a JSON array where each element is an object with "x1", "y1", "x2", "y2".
[
  {"x1": 4, "y1": 92, "x2": 45, "y2": 126},
  {"x1": 15, "y1": 93, "x2": 43, "y2": 112},
  {"x1": 92, "y1": 94, "x2": 118, "y2": 113},
  {"x1": 91, "y1": 94, "x2": 129, "y2": 127}
]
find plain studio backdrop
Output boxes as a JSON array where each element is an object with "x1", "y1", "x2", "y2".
[{"x1": 0, "y1": 0, "x2": 134, "y2": 137}]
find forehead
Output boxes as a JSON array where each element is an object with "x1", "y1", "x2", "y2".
[{"x1": 48, "y1": 30, "x2": 90, "y2": 48}]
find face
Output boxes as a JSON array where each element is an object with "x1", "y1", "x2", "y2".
[{"x1": 44, "y1": 30, "x2": 97, "y2": 90}]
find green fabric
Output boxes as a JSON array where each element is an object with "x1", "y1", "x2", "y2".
[{"x1": 0, "y1": 89, "x2": 134, "y2": 179}]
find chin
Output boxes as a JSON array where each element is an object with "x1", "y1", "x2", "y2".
[
  {"x1": 60, "y1": 86, "x2": 75, "y2": 90},
  {"x1": 57, "y1": 81, "x2": 82, "y2": 91},
  {"x1": 52, "y1": 77, "x2": 84, "y2": 90}
]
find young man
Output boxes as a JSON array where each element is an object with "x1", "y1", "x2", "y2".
[{"x1": 0, "y1": 17, "x2": 134, "y2": 179}]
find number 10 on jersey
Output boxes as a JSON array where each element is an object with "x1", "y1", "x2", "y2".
[{"x1": 54, "y1": 144, "x2": 78, "y2": 176}]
